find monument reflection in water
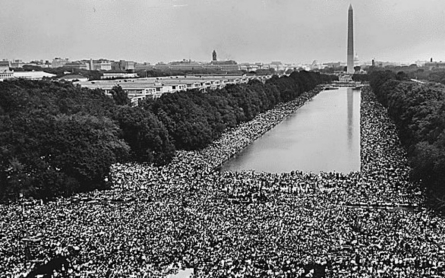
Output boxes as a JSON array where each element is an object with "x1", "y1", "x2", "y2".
[{"x1": 221, "y1": 87, "x2": 361, "y2": 174}]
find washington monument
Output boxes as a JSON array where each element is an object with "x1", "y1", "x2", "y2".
[{"x1": 347, "y1": 4, "x2": 354, "y2": 74}]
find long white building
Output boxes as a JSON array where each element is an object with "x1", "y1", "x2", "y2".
[{"x1": 75, "y1": 75, "x2": 271, "y2": 104}]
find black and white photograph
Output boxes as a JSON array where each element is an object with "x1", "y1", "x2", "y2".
[{"x1": 1, "y1": 0, "x2": 445, "y2": 277}]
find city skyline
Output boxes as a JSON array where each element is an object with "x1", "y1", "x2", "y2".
[{"x1": 1, "y1": 0, "x2": 445, "y2": 64}]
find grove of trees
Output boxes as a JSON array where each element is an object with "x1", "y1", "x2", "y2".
[
  {"x1": 0, "y1": 71, "x2": 336, "y2": 201},
  {"x1": 369, "y1": 70, "x2": 445, "y2": 208},
  {"x1": 366, "y1": 64, "x2": 445, "y2": 85}
]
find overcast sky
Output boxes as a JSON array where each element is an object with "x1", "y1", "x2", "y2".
[{"x1": 1, "y1": 0, "x2": 444, "y2": 64}]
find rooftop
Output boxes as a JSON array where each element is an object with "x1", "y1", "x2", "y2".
[
  {"x1": 59, "y1": 74, "x2": 87, "y2": 80},
  {"x1": 76, "y1": 75, "x2": 248, "y2": 90},
  {"x1": 14, "y1": 71, "x2": 56, "y2": 78}
]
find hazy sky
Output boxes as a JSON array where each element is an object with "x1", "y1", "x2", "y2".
[{"x1": 1, "y1": 0, "x2": 444, "y2": 64}]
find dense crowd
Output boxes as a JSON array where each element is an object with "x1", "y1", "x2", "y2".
[{"x1": 2, "y1": 87, "x2": 445, "y2": 277}]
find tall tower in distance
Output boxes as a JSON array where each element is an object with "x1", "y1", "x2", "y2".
[
  {"x1": 347, "y1": 4, "x2": 354, "y2": 74},
  {"x1": 212, "y1": 50, "x2": 217, "y2": 62}
]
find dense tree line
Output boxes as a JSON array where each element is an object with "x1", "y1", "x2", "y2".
[
  {"x1": 0, "y1": 71, "x2": 335, "y2": 200},
  {"x1": 369, "y1": 71, "x2": 445, "y2": 207},
  {"x1": 367, "y1": 64, "x2": 445, "y2": 85},
  {"x1": 0, "y1": 80, "x2": 127, "y2": 200},
  {"x1": 144, "y1": 71, "x2": 336, "y2": 150},
  {"x1": 13, "y1": 65, "x2": 103, "y2": 80},
  {"x1": 136, "y1": 68, "x2": 277, "y2": 78},
  {"x1": 352, "y1": 74, "x2": 369, "y2": 82}
]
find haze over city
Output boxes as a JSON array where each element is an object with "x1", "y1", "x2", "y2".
[{"x1": 1, "y1": 0, "x2": 444, "y2": 64}]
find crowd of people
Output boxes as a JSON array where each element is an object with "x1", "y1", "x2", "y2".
[{"x1": 2, "y1": 87, "x2": 445, "y2": 277}]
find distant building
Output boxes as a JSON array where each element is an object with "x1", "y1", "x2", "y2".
[
  {"x1": 27, "y1": 60, "x2": 47, "y2": 68},
  {"x1": 13, "y1": 71, "x2": 56, "y2": 80},
  {"x1": 372, "y1": 61, "x2": 402, "y2": 68},
  {"x1": 424, "y1": 61, "x2": 445, "y2": 70},
  {"x1": 102, "y1": 72, "x2": 138, "y2": 79},
  {"x1": 239, "y1": 63, "x2": 258, "y2": 72},
  {"x1": 270, "y1": 61, "x2": 285, "y2": 71},
  {"x1": 170, "y1": 60, "x2": 204, "y2": 71},
  {"x1": 64, "y1": 62, "x2": 88, "y2": 70},
  {"x1": 75, "y1": 75, "x2": 260, "y2": 104},
  {"x1": 324, "y1": 62, "x2": 342, "y2": 68},
  {"x1": 59, "y1": 74, "x2": 88, "y2": 82},
  {"x1": 154, "y1": 63, "x2": 170, "y2": 71},
  {"x1": 238, "y1": 63, "x2": 249, "y2": 71},
  {"x1": 0, "y1": 60, "x2": 10, "y2": 72},
  {"x1": 0, "y1": 60, "x2": 13, "y2": 81},
  {"x1": 310, "y1": 60, "x2": 325, "y2": 71},
  {"x1": 89, "y1": 59, "x2": 112, "y2": 71},
  {"x1": 255, "y1": 63, "x2": 264, "y2": 70},
  {"x1": 52, "y1": 58, "x2": 70, "y2": 68},
  {"x1": 212, "y1": 50, "x2": 217, "y2": 62},
  {"x1": 354, "y1": 54, "x2": 359, "y2": 67},
  {"x1": 112, "y1": 60, "x2": 135, "y2": 72},
  {"x1": 134, "y1": 63, "x2": 153, "y2": 71},
  {"x1": 339, "y1": 74, "x2": 353, "y2": 82},
  {"x1": 10, "y1": 60, "x2": 26, "y2": 68},
  {"x1": 415, "y1": 60, "x2": 428, "y2": 67},
  {"x1": 298, "y1": 65, "x2": 311, "y2": 71},
  {"x1": 0, "y1": 72, "x2": 14, "y2": 81},
  {"x1": 145, "y1": 59, "x2": 240, "y2": 73},
  {"x1": 208, "y1": 60, "x2": 239, "y2": 72}
]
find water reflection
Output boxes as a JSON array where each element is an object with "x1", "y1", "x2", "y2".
[
  {"x1": 347, "y1": 87, "x2": 353, "y2": 148},
  {"x1": 221, "y1": 87, "x2": 361, "y2": 173}
]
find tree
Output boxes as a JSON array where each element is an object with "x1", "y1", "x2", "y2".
[
  {"x1": 0, "y1": 113, "x2": 129, "y2": 200},
  {"x1": 369, "y1": 71, "x2": 445, "y2": 209},
  {"x1": 110, "y1": 85, "x2": 131, "y2": 106},
  {"x1": 0, "y1": 72, "x2": 332, "y2": 200},
  {"x1": 352, "y1": 74, "x2": 369, "y2": 82},
  {"x1": 114, "y1": 107, "x2": 175, "y2": 165}
]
